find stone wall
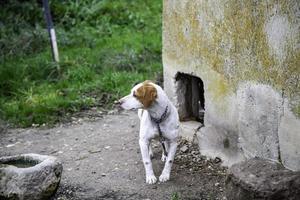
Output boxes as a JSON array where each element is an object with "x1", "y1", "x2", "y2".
[{"x1": 163, "y1": 0, "x2": 300, "y2": 170}]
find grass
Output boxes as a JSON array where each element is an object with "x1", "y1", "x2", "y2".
[
  {"x1": 0, "y1": 0, "x2": 162, "y2": 127},
  {"x1": 171, "y1": 192, "x2": 180, "y2": 200}
]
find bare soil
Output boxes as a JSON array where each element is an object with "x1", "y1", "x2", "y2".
[{"x1": 0, "y1": 110, "x2": 227, "y2": 200}]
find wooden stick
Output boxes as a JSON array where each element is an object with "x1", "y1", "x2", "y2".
[{"x1": 42, "y1": 0, "x2": 59, "y2": 62}]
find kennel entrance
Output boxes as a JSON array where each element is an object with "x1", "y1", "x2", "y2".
[{"x1": 175, "y1": 72, "x2": 205, "y2": 124}]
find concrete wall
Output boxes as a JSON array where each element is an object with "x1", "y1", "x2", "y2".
[{"x1": 163, "y1": 0, "x2": 300, "y2": 170}]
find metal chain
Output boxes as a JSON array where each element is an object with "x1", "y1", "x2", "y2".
[
  {"x1": 150, "y1": 106, "x2": 169, "y2": 156},
  {"x1": 150, "y1": 106, "x2": 168, "y2": 124}
]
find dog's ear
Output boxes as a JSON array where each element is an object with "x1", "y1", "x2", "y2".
[{"x1": 135, "y1": 83, "x2": 157, "y2": 108}]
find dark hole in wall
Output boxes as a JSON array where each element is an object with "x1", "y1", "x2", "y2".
[{"x1": 175, "y1": 72, "x2": 205, "y2": 124}]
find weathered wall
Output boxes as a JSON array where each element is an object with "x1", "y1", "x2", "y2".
[{"x1": 163, "y1": 0, "x2": 300, "y2": 170}]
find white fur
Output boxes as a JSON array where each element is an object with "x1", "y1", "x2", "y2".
[{"x1": 119, "y1": 82, "x2": 179, "y2": 184}]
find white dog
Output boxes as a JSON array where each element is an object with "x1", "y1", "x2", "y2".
[{"x1": 117, "y1": 80, "x2": 179, "y2": 184}]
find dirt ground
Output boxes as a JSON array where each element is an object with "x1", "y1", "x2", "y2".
[{"x1": 0, "y1": 110, "x2": 227, "y2": 200}]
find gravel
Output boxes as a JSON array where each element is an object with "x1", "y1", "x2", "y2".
[{"x1": 1, "y1": 110, "x2": 228, "y2": 200}]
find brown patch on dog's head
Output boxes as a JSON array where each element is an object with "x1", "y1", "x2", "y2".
[{"x1": 134, "y1": 81, "x2": 157, "y2": 108}]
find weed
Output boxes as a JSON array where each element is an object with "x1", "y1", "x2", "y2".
[{"x1": 171, "y1": 192, "x2": 180, "y2": 200}]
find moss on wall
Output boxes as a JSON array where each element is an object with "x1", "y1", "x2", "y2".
[{"x1": 163, "y1": 0, "x2": 300, "y2": 117}]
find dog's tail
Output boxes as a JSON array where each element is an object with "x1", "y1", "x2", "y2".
[{"x1": 138, "y1": 109, "x2": 144, "y2": 120}]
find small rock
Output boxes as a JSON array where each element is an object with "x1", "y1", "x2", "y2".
[
  {"x1": 214, "y1": 157, "x2": 222, "y2": 164},
  {"x1": 108, "y1": 110, "x2": 118, "y2": 115},
  {"x1": 6, "y1": 142, "x2": 20, "y2": 148},
  {"x1": 88, "y1": 149, "x2": 101, "y2": 154},
  {"x1": 8, "y1": 138, "x2": 16, "y2": 143},
  {"x1": 50, "y1": 150, "x2": 58, "y2": 154},
  {"x1": 180, "y1": 145, "x2": 189, "y2": 153},
  {"x1": 215, "y1": 182, "x2": 220, "y2": 187},
  {"x1": 101, "y1": 173, "x2": 106, "y2": 177}
]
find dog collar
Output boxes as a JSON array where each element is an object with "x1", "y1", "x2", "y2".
[{"x1": 150, "y1": 106, "x2": 168, "y2": 124}]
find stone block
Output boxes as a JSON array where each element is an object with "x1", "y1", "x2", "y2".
[
  {"x1": 226, "y1": 158, "x2": 300, "y2": 200},
  {"x1": 180, "y1": 121, "x2": 202, "y2": 141},
  {"x1": 197, "y1": 125, "x2": 244, "y2": 166},
  {"x1": 237, "y1": 83, "x2": 282, "y2": 161},
  {"x1": 278, "y1": 102, "x2": 300, "y2": 171}
]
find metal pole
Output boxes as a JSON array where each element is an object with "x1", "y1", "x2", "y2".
[{"x1": 42, "y1": 0, "x2": 59, "y2": 62}]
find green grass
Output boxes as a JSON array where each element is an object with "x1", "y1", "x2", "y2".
[
  {"x1": 0, "y1": 0, "x2": 162, "y2": 127},
  {"x1": 171, "y1": 192, "x2": 180, "y2": 200}
]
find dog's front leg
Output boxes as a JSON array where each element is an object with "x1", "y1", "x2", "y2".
[
  {"x1": 159, "y1": 139, "x2": 177, "y2": 182},
  {"x1": 139, "y1": 138, "x2": 157, "y2": 184}
]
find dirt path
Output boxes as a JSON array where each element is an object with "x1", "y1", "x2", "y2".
[{"x1": 0, "y1": 110, "x2": 227, "y2": 200}]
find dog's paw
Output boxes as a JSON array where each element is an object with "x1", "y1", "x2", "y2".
[
  {"x1": 146, "y1": 175, "x2": 157, "y2": 184},
  {"x1": 159, "y1": 173, "x2": 170, "y2": 182},
  {"x1": 161, "y1": 154, "x2": 167, "y2": 162}
]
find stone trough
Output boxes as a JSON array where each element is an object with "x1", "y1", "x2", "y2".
[{"x1": 0, "y1": 153, "x2": 63, "y2": 200}]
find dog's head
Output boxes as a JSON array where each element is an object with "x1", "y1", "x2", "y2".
[{"x1": 116, "y1": 81, "x2": 157, "y2": 110}]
